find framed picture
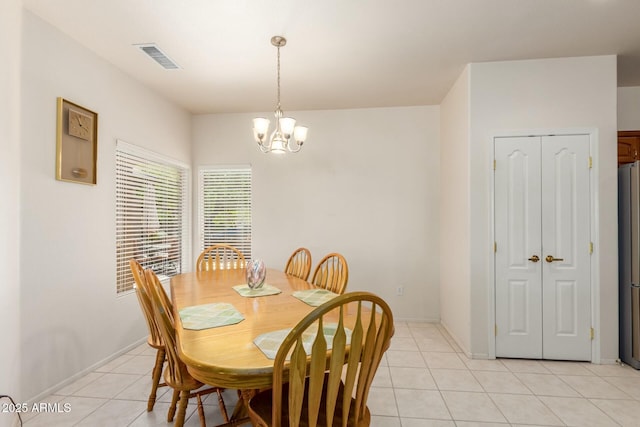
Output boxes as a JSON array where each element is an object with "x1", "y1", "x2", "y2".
[{"x1": 56, "y1": 97, "x2": 98, "y2": 185}]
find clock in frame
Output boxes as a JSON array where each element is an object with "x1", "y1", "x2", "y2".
[{"x1": 55, "y1": 97, "x2": 98, "y2": 185}]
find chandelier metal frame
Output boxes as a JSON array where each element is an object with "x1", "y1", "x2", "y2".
[{"x1": 252, "y1": 36, "x2": 308, "y2": 154}]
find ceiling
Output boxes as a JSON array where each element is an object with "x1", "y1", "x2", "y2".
[{"x1": 23, "y1": 0, "x2": 640, "y2": 114}]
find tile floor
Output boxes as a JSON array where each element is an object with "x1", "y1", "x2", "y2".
[{"x1": 18, "y1": 321, "x2": 640, "y2": 426}]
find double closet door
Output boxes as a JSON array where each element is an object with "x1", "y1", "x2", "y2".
[{"x1": 494, "y1": 134, "x2": 591, "y2": 361}]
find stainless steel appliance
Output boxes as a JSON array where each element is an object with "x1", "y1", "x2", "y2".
[{"x1": 619, "y1": 161, "x2": 640, "y2": 369}]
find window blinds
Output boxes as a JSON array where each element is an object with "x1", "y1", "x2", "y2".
[
  {"x1": 199, "y1": 167, "x2": 252, "y2": 261},
  {"x1": 116, "y1": 141, "x2": 189, "y2": 294}
]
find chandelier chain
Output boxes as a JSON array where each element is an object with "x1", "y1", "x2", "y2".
[{"x1": 276, "y1": 44, "x2": 281, "y2": 111}]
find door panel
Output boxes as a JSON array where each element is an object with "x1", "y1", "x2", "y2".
[
  {"x1": 495, "y1": 136, "x2": 542, "y2": 358},
  {"x1": 555, "y1": 280, "x2": 577, "y2": 335},
  {"x1": 508, "y1": 279, "x2": 531, "y2": 333},
  {"x1": 541, "y1": 135, "x2": 591, "y2": 360}
]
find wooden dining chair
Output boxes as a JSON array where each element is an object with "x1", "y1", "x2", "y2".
[
  {"x1": 284, "y1": 247, "x2": 312, "y2": 281},
  {"x1": 129, "y1": 259, "x2": 167, "y2": 412},
  {"x1": 310, "y1": 252, "x2": 349, "y2": 294},
  {"x1": 145, "y1": 269, "x2": 230, "y2": 427},
  {"x1": 247, "y1": 291, "x2": 394, "y2": 427},
  {"x1": 196, "y1": 244, "x2": 247, "y2": 271}
]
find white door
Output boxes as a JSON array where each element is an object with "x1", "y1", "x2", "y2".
[
  {"x1": 540, "y1": 135, "x2": 592, "y2": 360},
  {"x1": 495, "y1": 134, "x2": 591, "y2": 361},
  {"x1": 495, "y1": 136, "x2": 543, "y2": 358}
]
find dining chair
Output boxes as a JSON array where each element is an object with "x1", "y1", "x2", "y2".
[
  {"x1": 129, "y1": 259, "x2": 167, "y2": 412},
  {"x1": 284, "y1": 247, "x2": 312, "y2": 281},
  {"x1": 196, "y1": 244, "x2": 247, "y2": 271},
  {"x1": 310, "y1": 252, "x2": 349, "y2": 294},
  {"x1": 145, "y1": 268, "x2": 230, "y2": 427},
  {"x1": 247, "y1": 291, "x2": 394, "y2": 427}
]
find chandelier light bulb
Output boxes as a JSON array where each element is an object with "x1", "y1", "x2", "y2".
[
  {"x1": 253, "y1": 118, "x2": 270, "y2": 143},
  {"x1": 279, "y1": 117, "x2": 296, "y2": 138},
  {"x1": 293, "y1": 126, "x2": 308, "y2": 145}
]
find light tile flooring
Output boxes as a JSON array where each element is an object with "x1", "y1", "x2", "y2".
[{"x1": 19, "y1": 322, "x2": 640, "y2": 426}]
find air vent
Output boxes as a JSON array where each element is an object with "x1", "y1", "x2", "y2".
[{"x1": 134, "y1": 43, "x2": 180, "y2": 70}]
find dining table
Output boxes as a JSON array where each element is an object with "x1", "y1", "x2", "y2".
[{"x1": 170, "y1": 267, "x2": 334, "y2": 423}]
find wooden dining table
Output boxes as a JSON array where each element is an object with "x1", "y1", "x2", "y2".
[
  {"x1": 170, "y1": 267, "x2": 323, "y2": 422},
  {"x1": 171, "y1": 268, "x2": 322, "y2": 386}
]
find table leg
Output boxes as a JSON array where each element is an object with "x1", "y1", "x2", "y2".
[
  {"x1": 235, "y1": 389, "x2": 256, "y2": 419},
  {"x1": 216, "y1": 389, "x2": 255, "y2": 426}
]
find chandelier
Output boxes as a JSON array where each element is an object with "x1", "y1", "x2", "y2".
[{"x1": 252, "y1": 36, "x2": 308, "y2": 154}]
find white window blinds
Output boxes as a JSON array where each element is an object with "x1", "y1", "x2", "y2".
[
  {"x1": 116, "y1": 141, "x2": 189, "y2": 294},
  {"x1": 199, "y1": 166, "x2": 252, "y2": 260}
]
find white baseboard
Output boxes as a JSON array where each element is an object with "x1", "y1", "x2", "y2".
[
  {"x1": 393, "y1": 317, "x2": 440, "y2": 323},
  {"x1": 25, "y1": 337, "x2": 147, "y2": 404},
  {"x1": 439, "y1": 320, "x2": 474, "y2": 357},
  {"x1": 599, "y1": 358, "x2": 622, "y2": 365}
]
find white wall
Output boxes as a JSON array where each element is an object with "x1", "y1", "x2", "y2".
[
  {"x1": 192, "y1": 106, "x2": 440, "y2": 320},
  {"x1": 439, "y1": 66, "x2": 472, "y2": 354},
  {"x1": 0, "y1": 0, "x2": 22, "y2": 414},
  {"x1": 466, "y1": 55, "x2": 618, "y2": 360},
  {"x1": 618, "y1": 86, "x2": 640, "y2": 130},
  {"x1": 20, "y1": 12, "x2": 192, "y2": 400}
]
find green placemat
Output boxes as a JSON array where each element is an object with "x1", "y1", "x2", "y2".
[
  {"x1": 178, "y1": 302, "x2": 244, "y2": 330},
  {"x1": 232, "y1": 283, "x2": 282, "y2": 297},
  {"x1": 292, "y1": 288, "x2": 339, "y2": 306},
  {"x1": 253, "y1": 323, "x2": 352, "y2": 359}
]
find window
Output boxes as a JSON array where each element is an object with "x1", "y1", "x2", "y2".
[
  {"x1": 116, "y1": 141, "x2": 190, "y2": 294},
  {"x1": 198, "y1": 166, "x2": 252, "y2": 260}
]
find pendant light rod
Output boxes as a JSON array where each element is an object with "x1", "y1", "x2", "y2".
[{"x1": 273, "y1": 36, "x2": 285, "y2": 113}]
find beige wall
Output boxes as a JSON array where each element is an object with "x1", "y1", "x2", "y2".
[
  {"x1": 439, "y1": 65, "x2": 472, "y2": 355},
  {"x1": 467, "y1": 55, "x2": 618, "y2": 360},
  {"x1": 618, "y1": 86, "x2": 640, "y2": 130},
  {"x1": 0, "y1": 0, "x2": 22, "y2": 411},
  {"x1": 19, "y1": 12, "x2": 192, "y2": 400},
  {"x1": 192, "y1": 107, "x2": 441, "y2": 321}
]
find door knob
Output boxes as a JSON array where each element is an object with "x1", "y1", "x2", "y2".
[
  {"x1": 528, "y1": 255, "x2": 540, "y2": 262},
  {"x1": 545, "y1": 255, "x2": 564, "y2": 263}
]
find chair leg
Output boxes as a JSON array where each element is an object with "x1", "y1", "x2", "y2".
[
  {"x1": 147, "y1": 348, "x2": 165, "y2": 411},
  {"x1": 175, "y1": 390, "x2": 190, "y2": 427},
  {"x1": 196, "y1": 393, "x2": 206, "y2": 427},
  {"x1": 216, "y1": 388, "x2": 229, "y2": 423},
  {"x1": 168, "y1": 388, "x2": 179, "y2": 422}
]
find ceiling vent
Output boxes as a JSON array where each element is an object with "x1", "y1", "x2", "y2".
[{"x1": 134, "y1": 43, "x2": 180, "y2": 70}]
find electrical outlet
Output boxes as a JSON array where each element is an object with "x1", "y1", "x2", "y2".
[{"x1": 396, "y1": 286, "x2": 404, "y2": 296}]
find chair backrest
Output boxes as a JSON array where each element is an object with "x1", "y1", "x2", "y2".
[
  {"x1": 310, "y1": 252, "x2": 349, "y2": 294},
  {"x1": 271, "y1": 291, "x2": 394, "y2": 426},
  {"x1": 145, "y1": 268, "x2": 190, "y2": 389},
  {"x1": 284, "y1": 247, "x2": 312, "y2": 281},
  {"x1": 130, "y1": 259, "x2": 163, "y2": 347},
  {"x1": 196, "y1": 244, "x2": 246, "y2": 271}
]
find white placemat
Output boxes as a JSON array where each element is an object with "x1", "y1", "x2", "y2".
[
  {"x1": 253, "y1": 323, "x2": 352, "y2": 359},
  {"x1": 232, "y1": 283, "x2": 282, "y2": 297},
  {"x1": 292, "y1": 288, "x2": 339, "y2": 306},
  {"x1": 178, "y1": 302, "x2": 244, "y2": 330}
]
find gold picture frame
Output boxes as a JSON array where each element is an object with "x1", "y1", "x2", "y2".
[{"x1": 56, "y1": 97, "x2": 98, "y2": 185}]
